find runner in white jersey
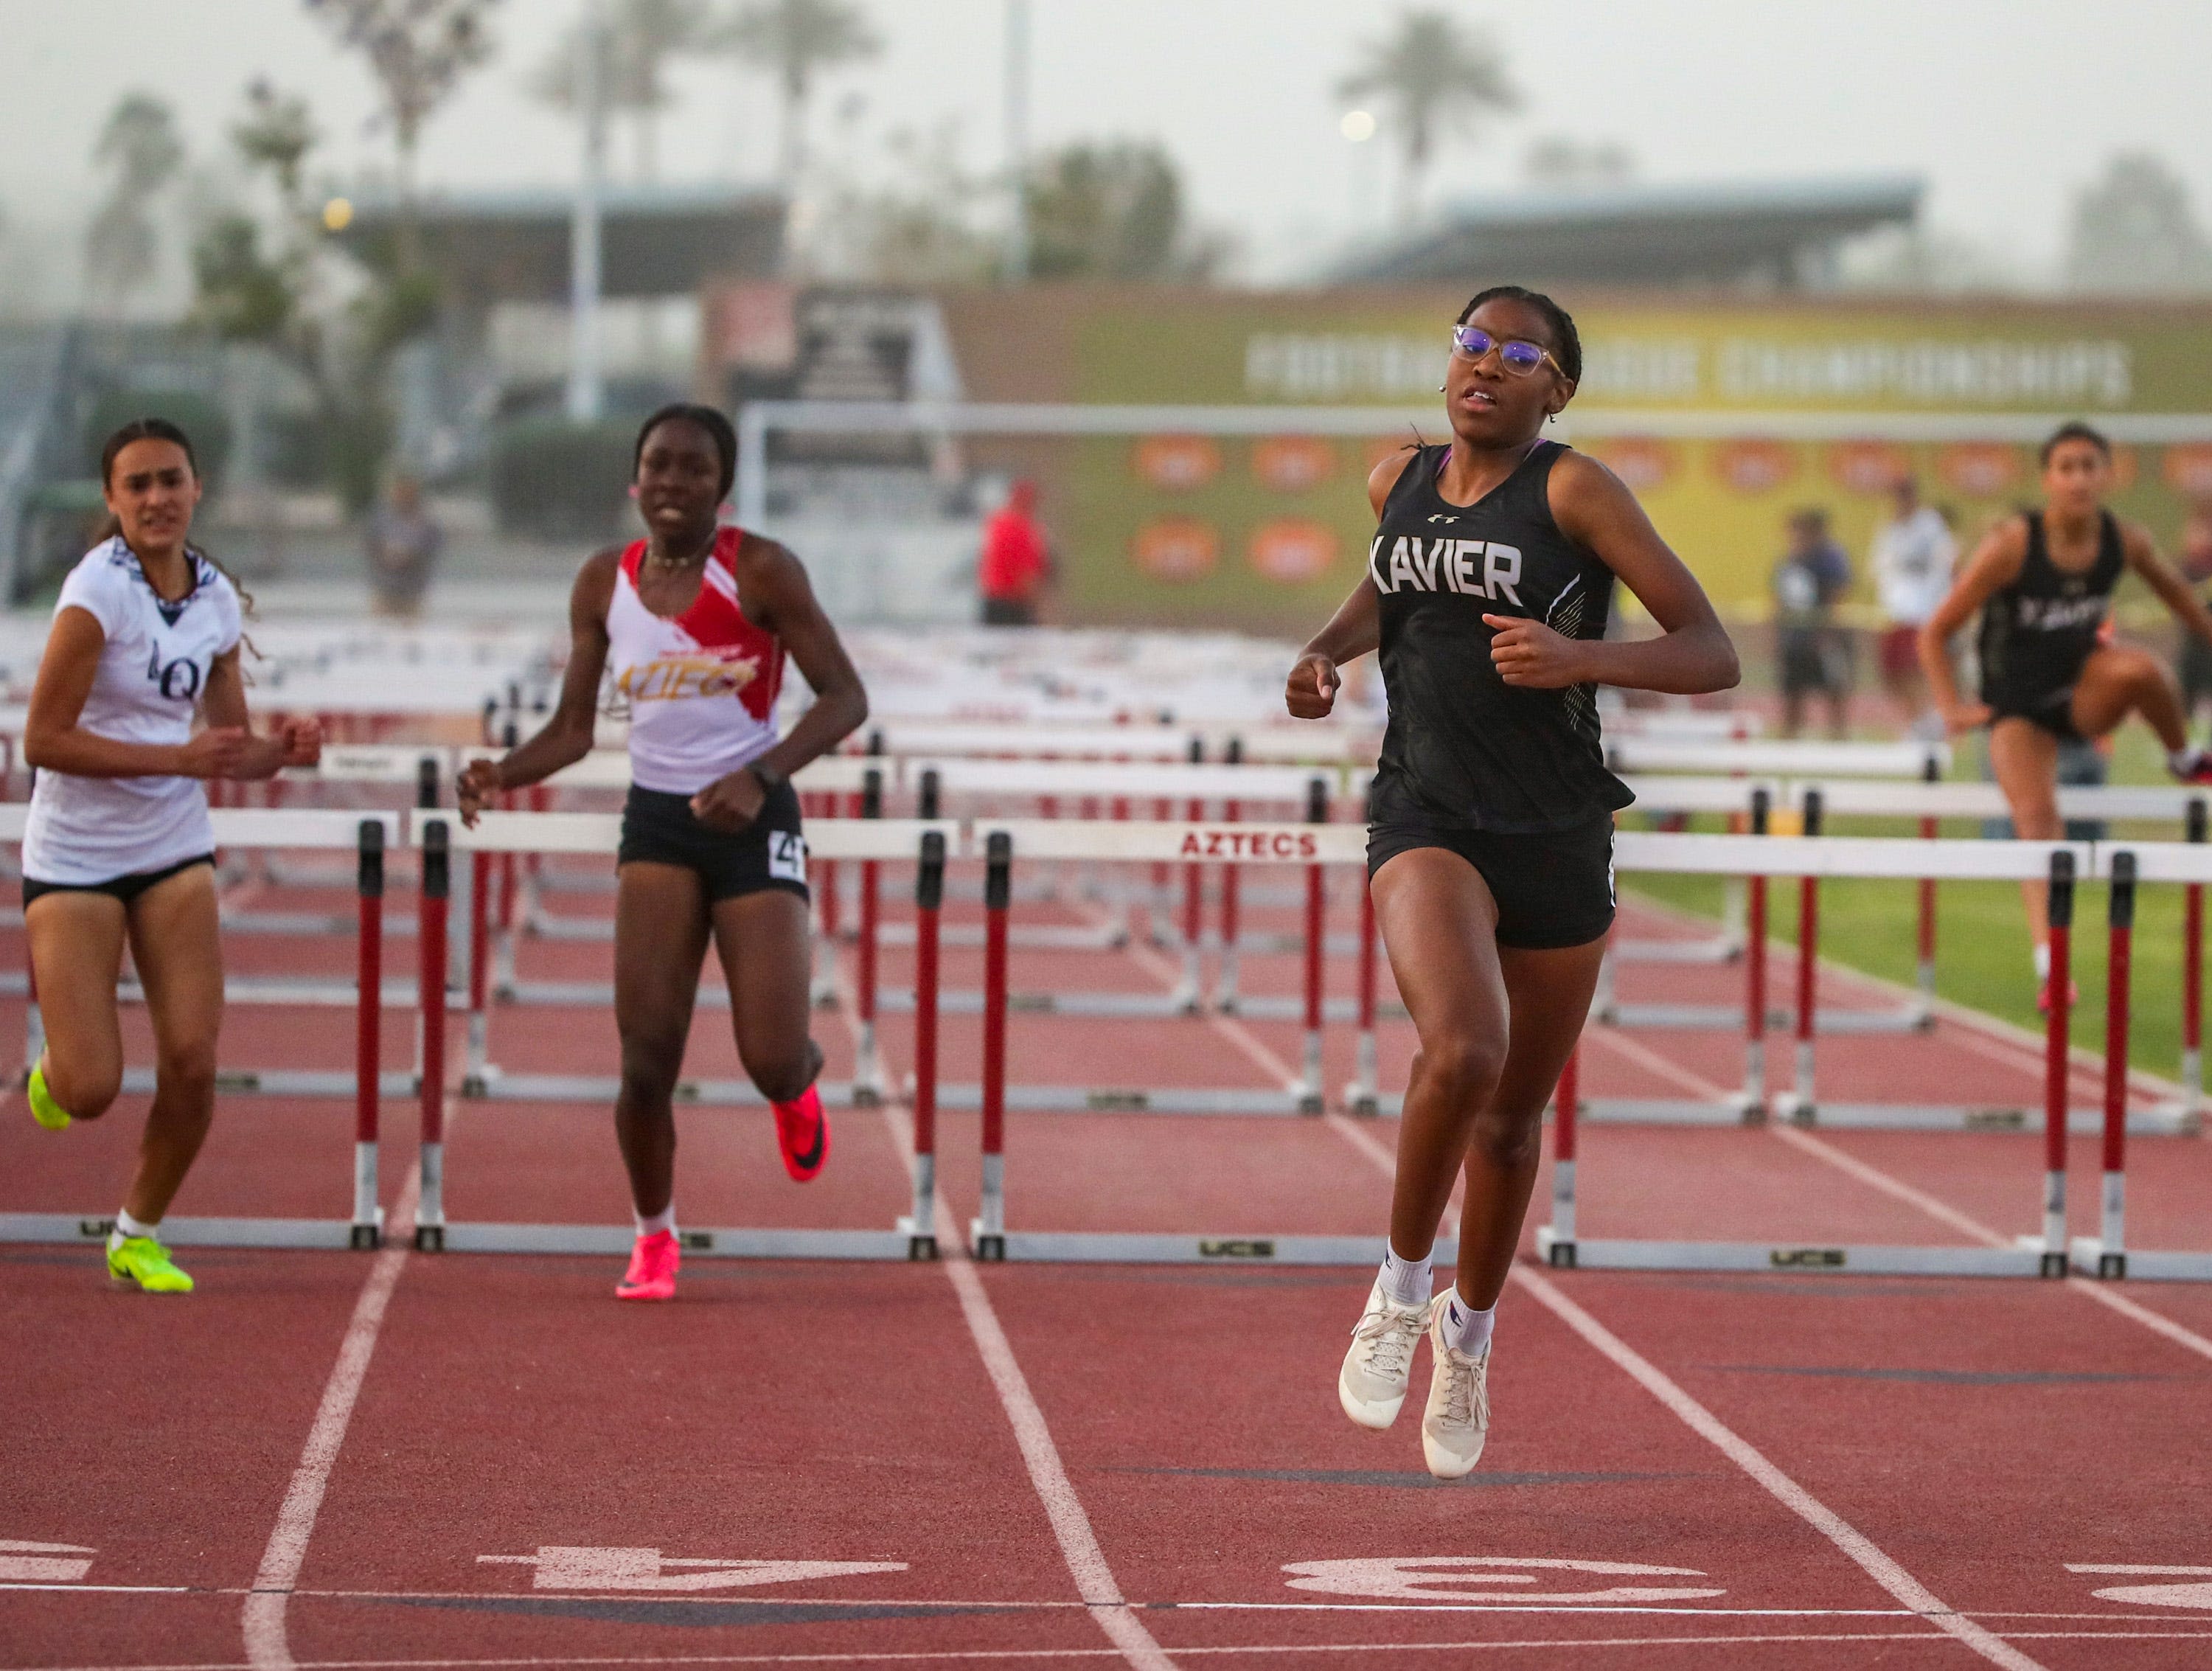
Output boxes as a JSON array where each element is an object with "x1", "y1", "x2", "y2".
[
  {"x1": 459, "y1": 403, "x2": 869, "y2": 1302},
  {"x1": 21, "y1": 419, "x2": 321, "y2": 1293}
]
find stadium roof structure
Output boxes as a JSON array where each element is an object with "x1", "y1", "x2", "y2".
[
  {"x1": 1326, "y1": 175, "x2": 1924, "y2": 290},
  {"x1": 334, "y1": 184, "x2": 786, "y2": 308}
]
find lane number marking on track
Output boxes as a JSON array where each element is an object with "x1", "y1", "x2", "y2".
[
  {"x1": 1283, "y1": 1556, "x2": 1725, "y2": 1604},
  {"x1": 2067, "y1": 1563, "x2": 2212, "y2": 1611},
  {"x1": 0, "y1": 1542, "x2": 94, "y2": 1583},
  {"x1": 478, "y1": 1547, "x2": 907, "y2": 1593}
]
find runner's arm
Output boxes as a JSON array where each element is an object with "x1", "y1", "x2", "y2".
[
  {"x1": 22, "y1": 608, "x2": 250, "y2": 779},
  {"x1": 1918, "y1": 518, "x2": 2025, "y2": 723},
  {"x1": 460, "y1": 550, "x2": 616, "y2": 819},
  {"x1": 199, "y1": 648, "x2": 321, "y2": 779},
  {"x1": 1284, "y1": 451, "x2": 1415, "y2": 718},
  {"x1": 1500, "y1": 450, "x2": 1737, "y2": 695},
  {"x1": 2121, "y1": 522, "x2": 2212, "y2": 647},
  {"x1": 737, "y1": 538, "x2": 867, "y2": 781}
]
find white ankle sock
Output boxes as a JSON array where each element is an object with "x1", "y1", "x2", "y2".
[
  {"x1": 1439, "y1": 1290, "x2": 1497, "y2": 1356},
  {"x1": 636, "y1": 1204, "x2": 675, "y2": 1238},
  {"x1": 1378, "y1": 1246, "x2": 1431, "y2": 1308},
  {"x1": 112, "y1": 1208, "x2": 158, "y2": 1246},
  {"x1": 2034, "y1": 943, "x2": 2052, "y2": 980}
]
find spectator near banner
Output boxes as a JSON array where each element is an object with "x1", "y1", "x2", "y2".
[
  {"x1": 1868, "y1": 476, "x2": 1958, "y2": 737},
  {"x1": 978, "y1": 479, "x2": 1052, "y2": 627},
  {"x1": 1771, "y1": 507, "x2": 1854, "y2": 740}
]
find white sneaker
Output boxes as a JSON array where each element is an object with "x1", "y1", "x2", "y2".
[
  {"x1": 1338, "y1": 1278, "x2": 1430, "y2": 1429},
  {"x1": 1421, "y1": 1292, "x2": 1492, "y2": 1479}
]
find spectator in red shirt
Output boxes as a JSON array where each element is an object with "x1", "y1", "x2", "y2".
[{"x1": 978, "y1": 479, "x2": 1050, "y2": 627}]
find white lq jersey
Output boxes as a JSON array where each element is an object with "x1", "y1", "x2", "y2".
[{"x1": 24, "y1": 540, "x2": 241, "y2": 885}]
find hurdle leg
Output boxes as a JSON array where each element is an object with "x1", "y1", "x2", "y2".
[
  {"x1": 463, "y1": 850, "x2": 496, "y2": 1093},
  {"x1": 898, "y1": 833, "x2": 945, "y2": 1260},
  {"x1": 1915, "y1": 811, "x2": 1939, "y2": 1028},
  {"x1": 812, "y1": 793, "x2": 842, "y2": 1007},
  {"x1": 1343, "y1": 877, "x2": 1380, "y2": 1115},
  {"x1": 1537, "y1": 1046, "x2": 1579, "y2": 1267},
  {"x1": 2183, "y1": 799, "x2": 2205, "y2": 1122},
  {"x1": 353, "y1": 822, "x2": 386, "y2": 1248},
  {"x1": 1173, "y1": 796, "x2": 1203, "y2": 1011},
  {"x1": 414, "y1": 823, "x2": 451, "y2": 1251},
  {"x1": 1297, "y1": 861, "x2": 1325, "y2": 1114},
  {"x1": 971, "y1": 833, "x2": 1011, "y2": 1260},
  {"x1": 1741, "y1": 873, "x2": 1768, "y2": 1121},
  {"x1": 1719, "y1": 874, "x2": 1747, "y2": 959},
  {"x1": 2039, "y1": 852, "x2": 2074, "y2": 1277},
  {"x1": 852, "y1": 857, "x2": 886, "y2": 1105},
  {"x1": 1214, "y1": 799, "x2": 1242, "y2": 1010},
  {"x1": 2080, "y1": 854, "x2": 2133, "y2": 1279}
]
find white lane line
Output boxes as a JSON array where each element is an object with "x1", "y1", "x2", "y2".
[
  {"x1": 832, "y1": 975, "x2": 1175, "y2": 1671},
  {"x1": 1311, "y1": 1041, "x2": 2046, "y2": 1671},
  {"x1": 1593, "y1": 1032, "x2": 2212, "y2": 1366},
  {"x1": 1508, "y1": 1264, "x2": 2045, "y2": 1671},
  {"x1": 242, "y1": 1168, "x2": 420, "y2": 1670}
]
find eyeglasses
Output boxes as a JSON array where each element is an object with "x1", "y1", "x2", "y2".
[{"x1": 1449, "y1": 324, "x2": 1561, "y2": 378}]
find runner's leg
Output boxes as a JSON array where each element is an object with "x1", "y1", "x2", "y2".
[
  {"x1": 710, "y1": 889, "x2": 821, "y2": 1103},
  {"x1": 613, "y1": 862, "x2": 711, "y2": 1218},
  {"x1": 2070, "y1": 642, "x2": 2188, "y2": 750},
  {"x1": 24, "y1": 892, "x2": 128, "y2": 1121},
  {"x1": 122, "y1": 864, "x2": 223, "y2": 1223}
]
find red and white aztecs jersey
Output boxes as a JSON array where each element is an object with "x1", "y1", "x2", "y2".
[{"x1": 605, "y1": 527, "x2": 785, "y2": 794}]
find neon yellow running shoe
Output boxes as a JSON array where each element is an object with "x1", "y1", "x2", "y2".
[
  {"x1": 26, "y1": 1061, "x2": 69, "y2": 1131},
  {"x1": 107, "y1": 1235, "x2": 193, "y2": 1293}
]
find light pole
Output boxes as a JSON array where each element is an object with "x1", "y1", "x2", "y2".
[
  {"x1": 567, "y1": 0, "x2": 608, "y2": 423},
  {"x1": 1004, "y1": 0, "x2": 1030, "y2": 284}
]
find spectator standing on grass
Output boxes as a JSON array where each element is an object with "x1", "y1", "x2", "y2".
[
  {"x1": 365, "y1": 472, "x2": 443, "y2": 620},
  {"x1": 2177, "y1": 498, "x2": 2212, "y2": 735},
  {"x1": 1869, "y1": 476, "x2": 1958, "y2": 737},
  {"x1": 1773, "y1": 507, "x2": 1854, "y2": 740},
  {"x1": 978, "y1": 479, "x2": 1051, "y2": 627}
]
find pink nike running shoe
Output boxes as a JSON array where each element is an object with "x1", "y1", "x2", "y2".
[
  {"x1": 616, "y1": 1229, "x2": 680, "y2": 1300},
  {"x1": 774, "y1": 1085, "x2": 830, "y2": 1182}
]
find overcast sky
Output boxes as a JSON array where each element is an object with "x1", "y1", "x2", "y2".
[{"x1": 4, "y1": 0, "x2": 2211, "y2": 293}]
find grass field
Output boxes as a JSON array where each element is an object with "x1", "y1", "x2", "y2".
[{"x1": 1621, "y1": 727, "x2": 2203, "y2": 1082}]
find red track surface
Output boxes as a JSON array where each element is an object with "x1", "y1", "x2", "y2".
[{"x1": 5, "y1": 848, "x2": 2211, "y2": 1670}]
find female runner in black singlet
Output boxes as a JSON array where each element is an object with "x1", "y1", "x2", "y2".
[
  {"x1": 1287, "y1": 286, "x2": 1738, "y2": 1479},
  {"x1": 1920, "y1": 421, "x2": 2212, "y2": 1007}
]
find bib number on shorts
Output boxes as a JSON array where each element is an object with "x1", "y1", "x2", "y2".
[{"x1": 769, "y1": 830, "x2": 807, "y2": 885}]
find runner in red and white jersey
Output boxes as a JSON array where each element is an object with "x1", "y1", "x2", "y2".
[{"x1": 459, "y1": 404, "x2": 869, "y2": 1301}]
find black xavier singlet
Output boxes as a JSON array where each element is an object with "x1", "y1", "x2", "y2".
[
  {"x1": 1976, "y1": 510, "x2": 2124, "y2": 723},
  {"x1": 1367, "y1": 441, "x2": 1633, "y2": 833}
]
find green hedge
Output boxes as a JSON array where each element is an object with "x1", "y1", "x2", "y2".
[{"x1": 489, "y1": 418, "x2": 636, "y2": 541}]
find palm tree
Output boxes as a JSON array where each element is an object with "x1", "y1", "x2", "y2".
[
  {"x1": 707, "y1": 0, "x2": 880, "y2": 192},
  {"x1": 84, "y1": 93, "x2": 185, "y2": 315},
  {"x1": 304, "y1": 0, "x2": 501, "y2": 268},
  {"x1": 534, "y1": 0, "x2": 709, "y2": 181},
  {"x1": 1339, "y1": 9, "x2": 1517, "y2": 226}
]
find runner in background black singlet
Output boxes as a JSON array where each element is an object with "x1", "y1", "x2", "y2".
[
  {"x1": 1921, "y1": 421, "x2": 2212, "y2": 1010},
  {"x1": 1286, "y1": 285, "x2": 1739, "y2": 1480}
]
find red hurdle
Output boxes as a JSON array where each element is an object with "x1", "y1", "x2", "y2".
[
  {"x1": 415, "y1": 820, "x2": 451, "y2": 1251},
  {"x1": 973, "y1": 831, "x2": 1012, "y2": 1260},
  {"x1": 353, "y1": 820, "x2": 386, "y2": 1248},
  {"x1": 899, "y1": 830, "x2": 945, "y2": 1260}
]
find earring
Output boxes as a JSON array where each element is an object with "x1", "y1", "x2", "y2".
[{"x1": 1437, "y1": 383, "x2": 1447, "y2": 393}]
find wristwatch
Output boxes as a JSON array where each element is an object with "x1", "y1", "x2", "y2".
[{"x1": 746, "y1": 760, "x2": 788, "y2": 798}]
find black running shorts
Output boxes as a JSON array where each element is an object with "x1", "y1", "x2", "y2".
[
  {"x1": 617, "y1": 780, "x2": 809, "y2": 904},
  {"x1": 1990, "y1": 685, "x2": 2084, "y2": 744},
  {"x1": 22, "y1": 852, "x2": 214, "y2": 909},
  {"x1": 1366, "y1": 816, "x2": 1615, "y2": 950}
]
